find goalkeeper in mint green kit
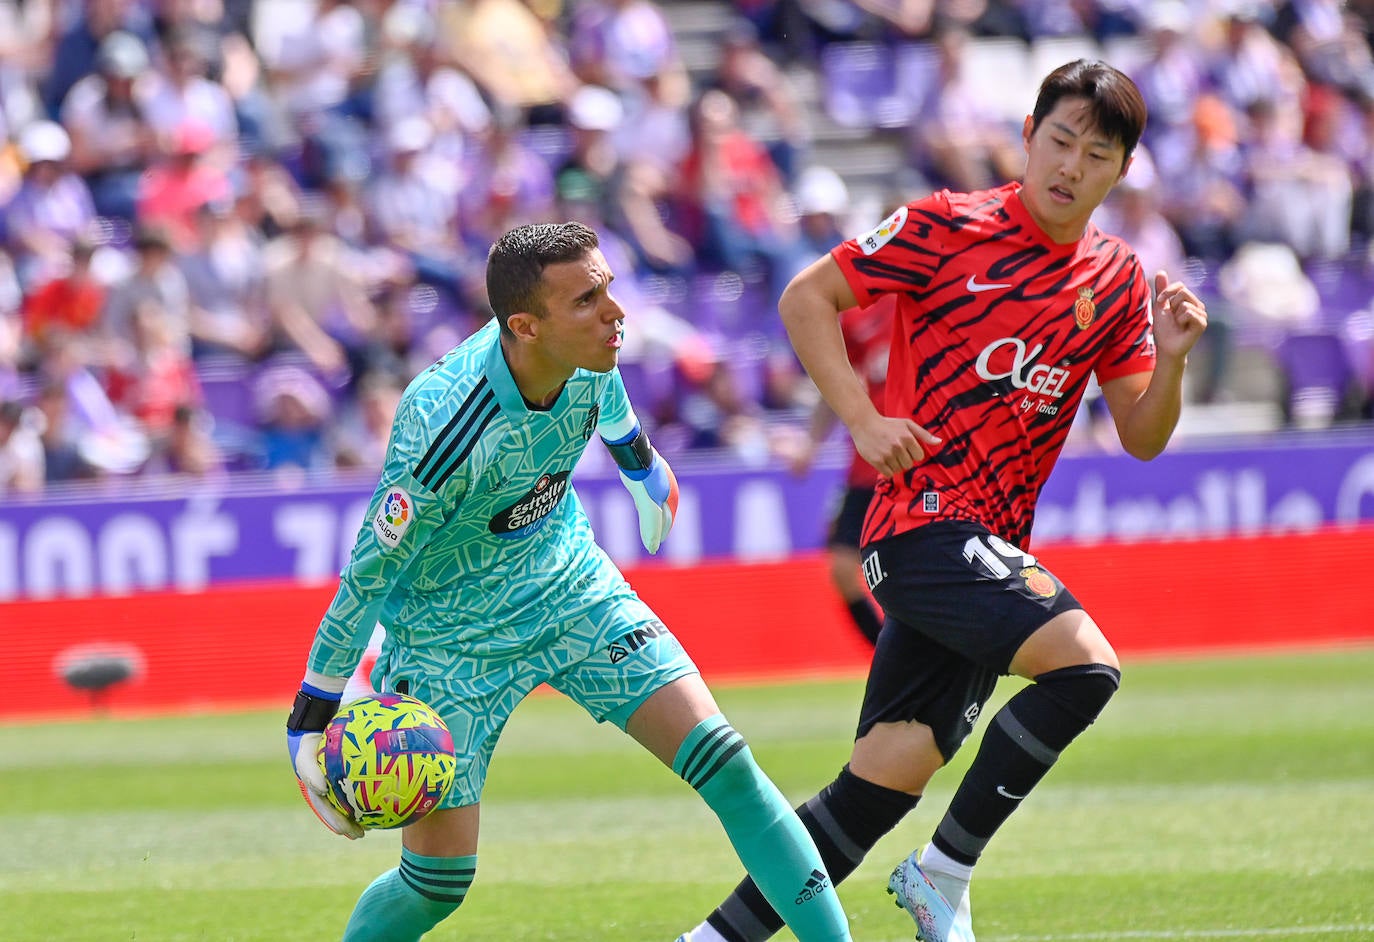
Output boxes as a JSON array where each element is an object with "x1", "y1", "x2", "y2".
[{"x1": 284, "y1": 222, "x2": 853, "y2": 942}]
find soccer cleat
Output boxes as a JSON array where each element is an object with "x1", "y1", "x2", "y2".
[
  {"x1": 924, "y1": 866, "x2": 974, "y2": 942},
  {"x1": 887, "y1": 855, "x2": 957, "y2": 942}
]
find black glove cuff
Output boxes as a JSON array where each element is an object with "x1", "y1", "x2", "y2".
[{"x1": 286, "y1": 690, "x2": 340, "y2": 732}]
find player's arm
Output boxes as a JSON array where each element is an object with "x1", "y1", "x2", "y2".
[
  {"x1": 598, "y1": 372, "x2": 678, "y2": 554},
  {"x1": 1100, "y1": 270, "x2": 1208, "y2": 460},
  {"x1": 287, "y1": 399, "x2": 457, "y2": 836},
  {"x1": 780, "y1": 255, "x2": 939, "y2": 477}
]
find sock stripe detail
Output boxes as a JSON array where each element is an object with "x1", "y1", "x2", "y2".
[
  {"x1": 685, "y1": 730, "x2": 747, "y2": 790},
  {"x1": 800, "y1": 795, "x2": 865, "y2": 864},
  {"x1": 398, "y1": 869, "x2": 471, "y2": 904},
  {"x1": 677, "y1": 721, "x2": 732, "y2": 779},
  {"x1": 996, "y1": 707, "x2": 1060, "y2": 766},
  {"x1": 934, "y1": 814, "x2": 988, "y2": 861},
  {"x1": 678, "y1": 721, "x2": 747, "y2": 788},
  {"x1": 402, "y1": 862, "x2": 477, "y2": 878},
  {"x1": 711, "y1": 899, "x2": 776, "y2": 942},
  {"x1": 397, "y1": 854, "x2": 476, "y2": 905}
]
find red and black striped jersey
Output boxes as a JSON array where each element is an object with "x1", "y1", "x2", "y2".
[{"x1": 831, "y1": 182, "x2": 1155, "y2": 549}]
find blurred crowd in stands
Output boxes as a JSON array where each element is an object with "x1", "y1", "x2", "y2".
[{"x1": 1, "y1": 0, "x2": 1373, "y2": 497}]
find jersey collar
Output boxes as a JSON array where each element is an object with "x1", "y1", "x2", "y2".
[
  {"x1": 485, "y1": 329, "x2": 535, "y2": 417},
  {"x1": 484, "y1": 329, "x2": 568, "y2": 418}
]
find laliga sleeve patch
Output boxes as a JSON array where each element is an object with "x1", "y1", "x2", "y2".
[
  {"x1": 856, "y1": 205, "x2": 908, "y2": 256},
  {"x1": 373, "y1": 487, "x2": 413, "y2": 548}
]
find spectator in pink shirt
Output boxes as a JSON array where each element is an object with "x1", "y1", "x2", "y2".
[{"x1": 135, "y1": 120, "x2": 231, "y2": 252}]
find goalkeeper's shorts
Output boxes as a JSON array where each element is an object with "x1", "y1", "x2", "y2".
[{"x1": 370, "y1": 592, "x2": 698, "y2": 809}]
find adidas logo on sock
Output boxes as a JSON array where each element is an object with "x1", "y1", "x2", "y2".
[{"x1": 795, "y1": 868, "x2": 831, "y2": 904}]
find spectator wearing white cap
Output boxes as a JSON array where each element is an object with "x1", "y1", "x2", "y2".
[
  {"x1": 60, "y1": 30, "x2": 158, "y2": 220},
  {"x1": 795, "y1": 164, "x2": 851, "y2": 256},
  {"x1": 558, "y1": 84, "x2": 694, "y2": 274},
  {"x1": 2, "y1": 121, "x2": 97, "y2": 289}
]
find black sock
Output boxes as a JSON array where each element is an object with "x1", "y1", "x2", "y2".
[
  {"x1": 846, "y1": 598, "x2": 883, "y2": 645},
  {"x1": 933, "y1": 663, "x2": 1120, "y2": 866},
  {"x1": 707, "y1": 765, "x2": 918, "y2": 941}
]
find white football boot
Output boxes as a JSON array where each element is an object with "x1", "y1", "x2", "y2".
[
  {"x1": 887, "y1": 854, "x2": 958, "y2": 942},
  {"x1": 914, "y1": 844, "x2": 975, "y2": 942}
]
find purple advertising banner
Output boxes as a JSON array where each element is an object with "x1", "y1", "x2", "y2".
[{"x1": 1, "y1": 432, "x2": 1371, "y2": 599}]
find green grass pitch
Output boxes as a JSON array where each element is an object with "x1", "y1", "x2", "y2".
[{"x1": 4, "y1": 646, "x2": 1373, "y2": 941}]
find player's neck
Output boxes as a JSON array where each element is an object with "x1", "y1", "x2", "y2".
[
  {"x1": 1013, "y1": 184, "x2": 1094, "y2": 245},
  {"x1": 499, "y1": 337, "x2": 569, "y2": 409}
]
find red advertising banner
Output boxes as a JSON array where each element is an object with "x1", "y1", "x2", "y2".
[{"x1": 6, "y1": 527, "x2": 1373, "y2": 720}]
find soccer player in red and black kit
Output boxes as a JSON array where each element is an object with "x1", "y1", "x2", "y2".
[{"x1": 675, "y1": 60, "x2": 1207, "y2": 942}]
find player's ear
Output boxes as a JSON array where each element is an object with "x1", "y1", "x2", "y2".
[
  {"x1": 1022, "y1": 114, "x2": 1035, "y2": 150},
  {"x1": 1117, "y1": 153, "x2": 1134, "y2": 185},
  {"x1": 506, "y1": 310, "x2": 541, "y2": 343}
]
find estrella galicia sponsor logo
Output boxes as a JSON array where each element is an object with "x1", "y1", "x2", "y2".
[
  {"x1": 605, "y1": 620, "x2": 672, "y2": 663},
  {"x1": 795, "y1": 869, "x2": 831, "y2": 905},
  {"x1": 581, "y1": 405, "x2": 599, "y2": 441},
  {"x1": 488, "y1": 470, "x2": 571, "y2": 538}
]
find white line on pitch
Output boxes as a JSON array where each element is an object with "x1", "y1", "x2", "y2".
[{"x1": 986, "y1": 926, "x2": 1374, "y2": 941}]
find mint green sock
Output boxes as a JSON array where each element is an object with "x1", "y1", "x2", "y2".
[
  {"x1": 674, "y1": 715, "x2": 851, "y2": 942},
  {"x1": 341, "y1": 848, "x2": 476, "y2": 942}
]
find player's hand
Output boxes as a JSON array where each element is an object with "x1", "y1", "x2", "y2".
[
  {"x1": 852, "y1": 414, "x2": 941, "y2": 477},
  {"x1": 286, "y1": 682, "x2": 365, "y2": 840},
  {"x1": 1151, "y1": 270, "x2": 1208, "y2": 361},
  {"x1": 619, "y1": 447, "x2": 679, "y2": 554}
]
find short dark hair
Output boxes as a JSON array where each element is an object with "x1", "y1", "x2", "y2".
[
  {"x1": 1031, "y1": 60, "x2": 1148, "y2": 167},
  {"x1": 486, "y1": 222, "x2": 600, "y2": 336}
]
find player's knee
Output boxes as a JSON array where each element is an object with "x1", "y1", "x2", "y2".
[
  {"x1": 1033, "y1": 662, "x2": 1121, "y2": 726},
  {"x1": 850, "y1": 721, "x2": 945, "y2": 793}
]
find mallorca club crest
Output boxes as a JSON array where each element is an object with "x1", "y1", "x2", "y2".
[
  {"x1": 1020, "y1": 566, "x2": 1058, "y2": 599},
  {"x1": 1073, "y1": 286, "x2": 1096, "y2": 330}
]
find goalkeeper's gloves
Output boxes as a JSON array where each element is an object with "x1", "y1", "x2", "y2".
[
  {"x1": 619, "y1": 447, "x2": 679, "y2": 554},
  {"x1": 285, "y1": 673, "x2": 364, "y2": 839}
]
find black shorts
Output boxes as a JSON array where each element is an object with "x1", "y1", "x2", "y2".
[
  {"x1": 855, "y1": 520, "x2": 1083, "y2": 759},
  {"x1": 826, "y1": 485, "x2": 875, "y2": 550}
]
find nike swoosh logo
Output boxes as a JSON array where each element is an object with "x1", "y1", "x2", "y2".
[
  {"x1": 996, "y1": 785, "x2": 1027, "y2": 800},
  {"x1": 967, "y1": 275, "x2": 1013, "y2": 293}
]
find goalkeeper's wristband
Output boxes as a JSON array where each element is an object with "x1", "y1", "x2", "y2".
[{"x1": 286, "y1": 678, "x2": 344, "y2": 733}]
